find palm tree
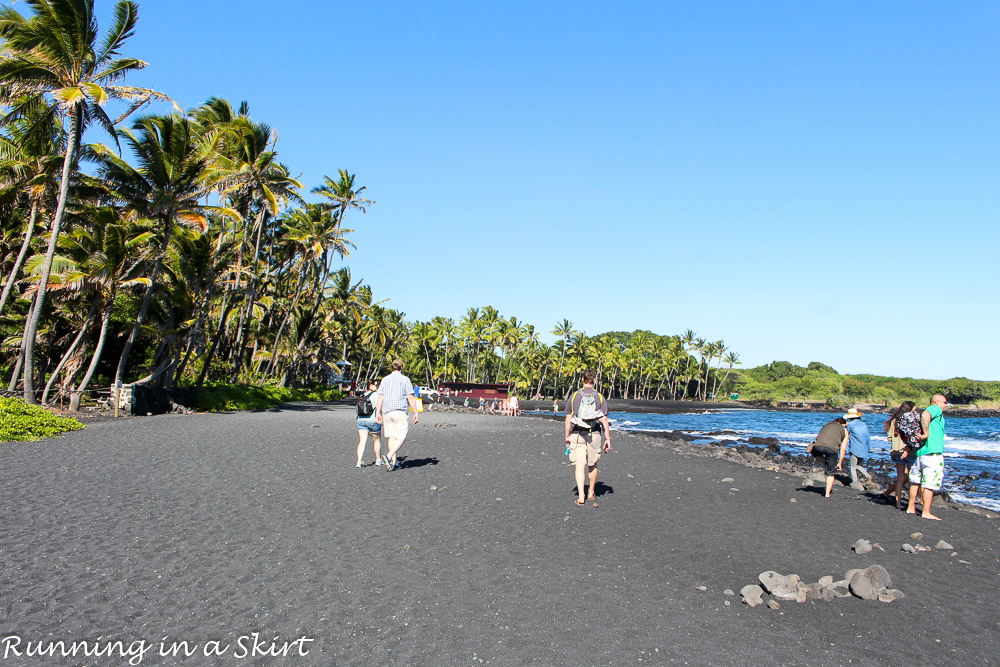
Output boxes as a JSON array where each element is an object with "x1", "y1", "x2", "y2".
[
  {"x1": 264, "y1": 203, "x2": 353, "y2": 386},
  {"x1": 193, "y1": 98, "x2": 303, "y2": 381},
  {"x1": 431, "y1": 316, "x2": 456, "y2": 383},
  {"x1": 551, "y1": 319, "x2": 576, "y2": 399},
  {"x1": 40, "y1": 208, "x2": 150, "y2": 406},
  {"x1": 0, "y1": 110, "x2": 65, "y2": 319},
  {"x1": 0, "y1": 0, "x2": 170, "y2": 402},
  {"x1": 311, "y1": 169, "x2": 374, "y2": 228},
  {"x1": 707, "y1": 340, "x2": 727, "y2": 400},
  {"x1": 93, "y1": 113, "x2": 227, "y2": 385},
  {"x1": 716, "y1": 351, "x2": 741, "y2": 401}
]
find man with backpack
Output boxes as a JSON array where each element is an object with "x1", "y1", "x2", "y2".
[{"x1": 564, "y1": 369, "x2": 611, "y2": 506}]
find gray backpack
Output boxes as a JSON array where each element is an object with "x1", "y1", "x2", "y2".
[{"x1": 570, "y1": 391, "x2": 604, "y2": 430}]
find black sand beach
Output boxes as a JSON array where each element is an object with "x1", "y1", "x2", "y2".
[{"x1": 2, "y1": 403, "x2": 999, "y2": 666}]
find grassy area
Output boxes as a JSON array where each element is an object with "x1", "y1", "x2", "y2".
[
  {"x1": 193, "y1": 384, "x2": 344, "y2": 412},
  {"x1": 0, "y1": 397, "x2": 86, "y2": 442}
]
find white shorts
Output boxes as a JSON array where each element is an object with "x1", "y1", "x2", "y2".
[
  {"x1": 910, "y1": 454, "x2": 944, "y2": 492},
  {"x1": 382, "y1": 410, "x2": 409, "y2": 439}
]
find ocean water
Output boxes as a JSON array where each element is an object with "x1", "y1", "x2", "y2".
[{"x1": 558, "y1": 408, "x2": 1000, "y2": 512}]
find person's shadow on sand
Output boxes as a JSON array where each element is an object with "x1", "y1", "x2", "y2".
[
  {"x1": 396, "y1": 457, "x2": 439, "y2": 469},
  {"x1": 570, "y1": 482, "x2": 614, "y2": 498}
]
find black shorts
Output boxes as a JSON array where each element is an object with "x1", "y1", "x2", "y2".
[{"x1": 812, "y1": 446, "x2": 839, "y2": 476}]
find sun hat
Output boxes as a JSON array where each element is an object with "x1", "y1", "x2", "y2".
[{"x1": 843, "y1": 407, "x2": 863, "y2": 419}]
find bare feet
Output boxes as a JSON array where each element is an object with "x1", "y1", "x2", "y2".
[
  {"x1": 575, "y1": 499, "x2": 586, "y2": 506},
  {"x1": 921, "y1": 512, "x2": 942, "y2": 521}
]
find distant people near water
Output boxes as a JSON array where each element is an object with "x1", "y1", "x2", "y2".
[
  {"x1": 509, "y1": 395, "x2": 520, "y2": 416},
  {"x1": 491, "y1": 398, "x2": 498, "y2": 413},
  {"x1": 552, "y1": 399, "x2": 559, "y2": 415},
  {"x1": 479, "y1": 397, "x2": 486, "y2": 412},
  {"x1": 355, "y1": 379, "x2": 382, "y2": 468},
  {"x1": 807, "y1": 417, "x2": 849, "y2": 498},
  {"x1": 908, "y1": 394, "x2": 949, "y2": 520},
  {"x1": 564, "y1": 369, "x2": 611, "y2": 506},
  {"x1": 844, "y1": 408, "x2": 871, "y2": 488},
  {"x1": 374, "y1": 358, "x2": 418, "y2": 471},
  {"x1": 464, "y1": 397, "x2": 470, "y2": 408},
  {"x1": 881, "y1": 401, "x2": 920, "y2": 507}
]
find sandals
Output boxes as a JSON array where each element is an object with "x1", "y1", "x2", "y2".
[{"x1": 575, "y1": 500, "x2": 586, "y2": 506}]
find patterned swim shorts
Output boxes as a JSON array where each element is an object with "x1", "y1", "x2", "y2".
[{"x1": 910, "y1": 454, "x2": 944, "y2": 492}]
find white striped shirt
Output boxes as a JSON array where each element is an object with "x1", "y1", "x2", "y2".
[{"x1": 377, "y1": 371, "x2": 414, "y2": 413}]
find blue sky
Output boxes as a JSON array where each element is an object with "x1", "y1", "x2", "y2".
[{"x1": 87, "y1": 0, "x2": 999, "y2": 380}]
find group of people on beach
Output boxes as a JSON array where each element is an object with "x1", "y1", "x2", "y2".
[
  {"x1": 350, "y1": 362, "x2": 950, "y2": 517},
  {"x1": 471, "y1": 395, "x2": 520, "y2": 416},
  {"x1": 350, "y1": 361, "x2": 612, "y2": 505},
  {"x1": 808, "y1": 394, "x2": 949, "y2": 520}
]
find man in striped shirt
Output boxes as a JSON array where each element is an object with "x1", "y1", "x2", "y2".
[{"x1": 374, "y1": 358, "x2": 419, "y2": 471}]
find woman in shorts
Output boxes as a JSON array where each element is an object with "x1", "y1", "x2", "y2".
[
  {"x1": 880, "y1": 401, "x2": 918, "y2": 507},
  {"x1": 356, "y1": 380, "x2": 382, "y2": 468},
  {"x1": 808, "y1": 417, "x2": 849, "y2": 498}
]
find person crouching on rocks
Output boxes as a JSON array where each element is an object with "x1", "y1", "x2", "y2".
[
  {"x1": 880, "y1": 401, "x2": 919, "y2": 507},
  {"x1": 807, "y1": 417, "x2": 849, "y2": 498}
]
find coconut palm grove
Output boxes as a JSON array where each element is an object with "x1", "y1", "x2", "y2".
[{"x1": 3, "y1": 0, "x2": 998, "y2": 415}]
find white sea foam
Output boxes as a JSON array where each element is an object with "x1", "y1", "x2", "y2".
[
  {"x1": 947, "y1": 491, "x2": 1000, "y2": 513},
  {"x1": 943, "y1": 439, "x2": 1000, "y2": 456}
]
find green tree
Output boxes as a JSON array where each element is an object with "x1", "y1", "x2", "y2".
[
  {"x1": 93, "y1": 113, "x2": 226, "y2": 385},
  {"x1": 0, "y1": 0, "x2": 167, "y2": 402}
]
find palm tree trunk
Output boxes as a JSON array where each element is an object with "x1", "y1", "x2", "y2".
[
  {"x1": 262, "y1": 268, "x2": 308, "y2": 380},
  {"x1": 69, "y1": 303, "x2": 112, "y2": 411},
  {"x1": 42, "y1": 299, "x2": 99, "y2": 405},
  {"x1": 9, "y1": 288, "x2": 41, "y2": 390},
  {"x1": 196, "y1": 295, "x2": 236, "y2": 387},
  {"x1": 717, "y1": 365, "x2": 735, "y2": 401},
  {"x1": 0, "y1": 199, "x2": 39, "y2": 319},
  {"x1": 230, "y1": 207, "x2": 268, "y2": 382},
  {"x1": 116, "y1": 220, "x2": 171, "y2": 385},
  {"x1": 23, "y1": 107, "x2": 82, "y2": 404},
  {"x1": 8, "y1": 348, "x2": 24, "y2": 392},
  {"x1": 173, "y1": 309, "x2": 206, "y2": 385},
  {"x1": 278, "y1": 261, "x2": 331, "y2": 387}
]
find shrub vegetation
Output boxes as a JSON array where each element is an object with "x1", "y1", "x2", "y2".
[
  {"x1": 0, "y1": 397, "x2": 86, "y2": 442},
  {"x1": 733, "y1": 362, "x2": 1000, "y2": 407},
  {"x1": 194, "y1": 385, "x2": 343, "y2": 412}
]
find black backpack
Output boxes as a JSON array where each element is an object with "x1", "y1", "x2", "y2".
[{"x1": 356, "y1": 391, "x2": 375, "y2": 418}]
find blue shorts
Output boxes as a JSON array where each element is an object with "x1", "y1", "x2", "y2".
[{"x1": 357, "y1": 418, "x2": 381, "y2": 433}]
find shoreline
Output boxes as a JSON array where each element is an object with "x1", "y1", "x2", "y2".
[{"x1": 429, "y1": 402, "x2": 1000, "y2": 518}]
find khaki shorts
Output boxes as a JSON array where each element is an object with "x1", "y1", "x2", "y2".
[
  {"x1": 568, "y1": 431, "x2": 602, "y2": 466},
  {"x1": 382, "y1": 410, "x2": 409, "y2": 439}
]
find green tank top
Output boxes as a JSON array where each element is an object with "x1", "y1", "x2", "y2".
[{"x1": 920, "y1": 404, "x2": 945, "y2": 456}]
